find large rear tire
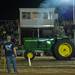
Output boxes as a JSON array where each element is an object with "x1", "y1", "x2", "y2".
[{"x1": 52, "y1": 39, "x2": 74, "y2": 60}]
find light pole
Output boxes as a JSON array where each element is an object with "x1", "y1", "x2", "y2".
[
  {"x1": 73, "y1": 0, "x2": 75, "y2": 46},
  {"x1": 73, "y1": 0, "x2": 75, "y2": 24},
  {"x1": 59, "y1": 0, "x2": 75, "y2": 45}
]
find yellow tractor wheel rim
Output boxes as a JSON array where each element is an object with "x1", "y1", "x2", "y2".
[
  {"x1": 27, "y1": 53, "x2": 33, "y2": 58},
  {"x1": 58, "y1": 43, "x2": 72, "y2": 57}
]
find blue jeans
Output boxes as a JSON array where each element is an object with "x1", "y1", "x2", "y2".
[{"x1": 6, "y1": 55, "x2": 17, "y2": 73}]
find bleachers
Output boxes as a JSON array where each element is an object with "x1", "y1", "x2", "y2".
[{"x1": 0, "y1": 20, "x2": 18, "y2": 44}]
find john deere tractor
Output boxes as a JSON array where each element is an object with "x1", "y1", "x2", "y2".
[
  {"x1": 19, "y1": 8, "x2": 74, "y2": 60},
  {"x1": 23, "y1": 28, "x2": 74, "y2": 60}
]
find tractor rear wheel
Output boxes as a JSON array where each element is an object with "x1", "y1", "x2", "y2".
[{"x1": 53, "y1": 39, "x2": 74, "y2": 60}]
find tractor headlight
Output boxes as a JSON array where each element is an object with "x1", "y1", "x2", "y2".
[
  {"x1": 50, "y1": 38, "x2": 54, "y2": 41},
  {"x1": 46, "y1": 41, "x2": 51, "y2": 44}
]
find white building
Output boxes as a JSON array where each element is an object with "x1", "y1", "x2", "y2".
[
  {"x1": 19, "y1": 8, "x2": 58, "y2": 44},
  {"x1": 19, "y1": 8, "x2": 58, "y2": 28}
]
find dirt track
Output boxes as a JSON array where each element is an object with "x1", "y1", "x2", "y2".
[
  {"x1": 0, "y1": 56, "x2": 75, "y2": 75},
  {"x1": 0, "y1": 69, "x2": 75, "y2": 75}
]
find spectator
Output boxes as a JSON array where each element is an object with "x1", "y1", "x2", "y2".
[{"x1": 3, "y1": 35, "x2": 17, "y2": 73}]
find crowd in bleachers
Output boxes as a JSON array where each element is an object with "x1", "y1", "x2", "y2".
[
  {"x1": 0, "y1": 20, "x2": 19, "y2": 59},
  {"x1": 0, "y1": 20, "x2": 18, "y2": 45}
]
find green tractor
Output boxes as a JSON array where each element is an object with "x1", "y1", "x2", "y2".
[
  {"x1": 19, "y1": 8, "x2": 74, "y2": 60},
  {"x1": 23, "y1": 28, "x2": 74, "y2": 60}
]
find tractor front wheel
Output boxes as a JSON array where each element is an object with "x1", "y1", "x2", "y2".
[{"x1": 24, "y1": 51, "x2": 35, "y2": 60}]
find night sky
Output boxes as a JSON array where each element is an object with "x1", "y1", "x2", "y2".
[
  {"x1": 0, "y1": 0, "x2": 74, "y2": 20},
  {"x1": 0, "y1": 0, "x2": 43, "y2": 19}
]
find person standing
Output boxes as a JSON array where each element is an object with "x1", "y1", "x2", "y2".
[{"x1": 3, "y1": 35, "x2": 17, "y2": 73}]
